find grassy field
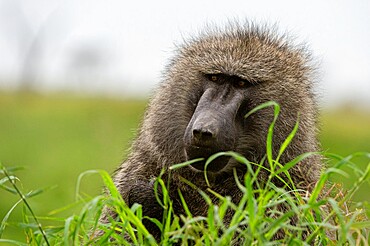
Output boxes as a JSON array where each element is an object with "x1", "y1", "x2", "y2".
[{"x1": 0, "y1": 91, "x2": 369, "y2": 241}]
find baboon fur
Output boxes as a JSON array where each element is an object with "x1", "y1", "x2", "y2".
[{"x1": 101, "y1": 22, "x2": 322, "y2": 241}]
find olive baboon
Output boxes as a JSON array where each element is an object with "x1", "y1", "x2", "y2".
[{"x1": 101, "y1": 22, "x2": 322, "y2": 240}]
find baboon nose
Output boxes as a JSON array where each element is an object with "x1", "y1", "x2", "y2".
[{"x1": 192, "y1": 128, "x2": 215, "y2": 146}]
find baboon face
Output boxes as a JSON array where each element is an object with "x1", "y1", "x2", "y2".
[
  {"x1": 176, "y1": 29, "x2": 311, "y2": 173},
  {"x1": 183, "y1": 73, "x2": 250, "y2": 172}
]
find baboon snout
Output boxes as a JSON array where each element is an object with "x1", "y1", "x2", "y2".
[
  {"x1": 191, "y1": 120, "x2": 218, "y2": 147},
  {"x1": 183, "y1": 87, "x2": 243, "y2": 172},
  {"x1": 184, "y1": 111, "x2": 235, "y2": 172}
]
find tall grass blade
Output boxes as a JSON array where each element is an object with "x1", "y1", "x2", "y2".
[
  {"x1": 0, "y1": 165, "x2": 50, "y2": 246},
  {"x1": 276, "y1": 116, "x2": 300, "y2": 163},
  {"x1": 0, "y1": 199, "x2": 22, "y2": 237}
]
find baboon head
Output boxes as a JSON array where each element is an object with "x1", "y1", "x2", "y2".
[
  {"x1": 147, "y1": 23, "x2": 318, "y2": 175},
  {"x1": 99, "y1": 22, "x2": 321, "y2": 242}
]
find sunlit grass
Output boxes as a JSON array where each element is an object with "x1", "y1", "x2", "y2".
[
  {"x1": 0, "y1": 92, "x2": 146, "y2": 240},
  {"x1": 1, "y1": 154, "x2": 369, "y2": 245},
  {"x1": 0, "y1": 97, "x2": 369, "y2": 245}
]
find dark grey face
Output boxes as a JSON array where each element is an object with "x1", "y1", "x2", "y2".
[{"x1": 183, "y1": 73, "x2": 253, "y2": 172}]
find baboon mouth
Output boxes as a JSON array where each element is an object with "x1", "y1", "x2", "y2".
[{"x1": 185, "y1": 145, "x2": 231, "y2": 172}]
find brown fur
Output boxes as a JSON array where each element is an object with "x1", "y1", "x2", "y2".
[{"x1": 100, "y1": 22, "x2": 322, "y2": 242}]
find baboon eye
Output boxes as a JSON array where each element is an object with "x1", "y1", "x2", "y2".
[
  {"x1": 205, "y1": 74, "x2": 221, "y2": 83},
  {"x1": 210, "y1": 75, "x2": 218, "y2": 82},
  {"x1": 237, "y1": 80, "x2": 246, "y2": 87},
  {"x1": 234, "y1": 80, "x2": 248, "y2": 88}
]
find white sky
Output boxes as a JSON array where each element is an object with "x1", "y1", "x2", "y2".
[{"x1": 0, "y1": 0, "x2": 369, "y2": 107}]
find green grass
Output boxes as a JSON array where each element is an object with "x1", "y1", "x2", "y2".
[
  {"x1": 320, "y1": 107, "x2": 370, "y2": 203},
  {"x1": 0, "y1": 92, "x2": 369, "y2": 244},
  {"x1": 1, "y1": 151, "x2": 369, "y2": 245},
  {"x1": 0, "y1": 92, "x2": 146, "y2": 241}
]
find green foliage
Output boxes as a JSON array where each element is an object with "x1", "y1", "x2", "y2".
[
  {"x1": 0, "y1": 92, "x2": 146, "y2": 240},
  {"x1": 1, "y1": 152, "x2": 369, "y2": 245},
  {"x1": 0, "y1": 98, "x2": 369, "y2": 245}
]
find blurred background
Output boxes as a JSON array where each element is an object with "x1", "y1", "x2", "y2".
[{"x1": 0, "y1": 0, "x2": 369, "y2": 240}]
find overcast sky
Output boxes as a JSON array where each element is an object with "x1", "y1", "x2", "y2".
[{"x1": 0, "y1": 0, "x2": 369, "y2": 107}]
